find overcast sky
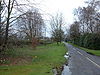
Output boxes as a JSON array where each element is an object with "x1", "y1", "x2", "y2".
[
  {"x1": 39, "y1": 0, "x2": 87, "y2": 24},
  {"x1": 35, "y1": 0, "x2": 87, "y2": 37}
]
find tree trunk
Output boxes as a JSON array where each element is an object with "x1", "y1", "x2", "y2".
[
  {"x1": 4, "y1": 0, "x2": 11, "y2": 46},
  {"x1": 0, "y1": 1, "x2": 2, "y2": 46}
]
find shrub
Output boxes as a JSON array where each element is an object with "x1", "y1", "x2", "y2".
[
  {"x1": 82, "y1": 33, "x2": 100, "y2": 50},
  {"x1": 71, "y1": 33, "x2": 100, "y2": 50},
  {"x1": 79, "y1": 33, "x2": 88, "y2": 47}
]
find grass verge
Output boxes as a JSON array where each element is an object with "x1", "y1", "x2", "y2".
[
  {"x1": 0, "y1": 43, "x2": 67, "y2": 75},
  {"x1": 68, "y1": 42, "x2": 100, "y2": 56}
]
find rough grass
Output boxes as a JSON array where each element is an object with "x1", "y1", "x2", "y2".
[
  {"x1": 68, "y1": 42, "x2": 100, "y2": 56},
  {"x1": 0, "y1": 43, "x2": 67, "y2": 75}
]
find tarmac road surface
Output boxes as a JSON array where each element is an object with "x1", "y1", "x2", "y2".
[{"x1": 64, "y1": 42, "x2": 100, "y2": 75}]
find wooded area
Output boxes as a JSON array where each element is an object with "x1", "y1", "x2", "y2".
[
  {"x1": 68, "y1": 0, "x2": 100, "y2": 50},
  {"x1": 0, "y1": 0, "x2": 45, "y2": 51}
]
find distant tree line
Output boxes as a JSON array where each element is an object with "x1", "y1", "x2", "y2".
[{"x1": 68, "y1": 0, "x2": 100, "y2": 50}]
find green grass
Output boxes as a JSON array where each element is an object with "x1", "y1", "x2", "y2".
[
  {"x1": 68, "y1": 42, "x2": 100, "y2": 56},
  {"x1": 0, "y1": 43, "x2": 67, "y2": 75}
]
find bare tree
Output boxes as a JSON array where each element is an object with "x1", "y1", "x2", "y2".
[
  {"x1": 69, "y1": 21, "x2": 80, "y2": 43},
  {"x1": 0, "y1": 0, "x2": 43, "y2": 53},
  {"x1": 74, "y1": 0, "x2": 100, "y2": 34},
  {"x1": 0, "y1": 0, "x2": 39, "y2": 47},
  {"x1": 50, "y1": 13, "x2": 65, "y2": 44},
  {"x1": 69, "y1": 0, "x2": 100, "y2": 49},
  {"x1": 17, "y1": 9, "x2": 44, "y2": 42},
  {"x1": 4, "y1": 0, "x2": 15, "y2": 45}
]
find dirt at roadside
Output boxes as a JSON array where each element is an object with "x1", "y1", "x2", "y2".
[{"x1": 0, "y1": 57, "x2": 33, "y2": 66}]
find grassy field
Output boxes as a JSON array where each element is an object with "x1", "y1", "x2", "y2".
[
  {"x1": 68, "y1": 42, "x2": 100, "y2": 56},
  {"x1": 0, "y1": 43, "x2": 67, "y2": 75}
]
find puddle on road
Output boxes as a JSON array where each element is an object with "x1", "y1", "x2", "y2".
[
  {"x1": 52, "y1": 64, "x2": 71, "y2": 75},
  {"x1": 61, "y1": 65, "x2": 71, "y2": 75},
  {"x1": 53, "y1": 52, "x2": 72, "y2": 75},
  {"x1": 61, "y1": 52, "x2": 71, "y2": 75},
  {"x1": 52, "y1": 68, "x2": 58, "y2": 75}
]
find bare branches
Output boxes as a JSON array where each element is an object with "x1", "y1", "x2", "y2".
[
  {"x1": 74, "y1": 0, "x2": 100, "y2": 34},
  {"x1": 17, "y1": 10, "x2": 44, "y2": 41},
  {"x1": 50, "y1": 12, "x2": 65, "y2": 44},
  {"x1": 0, "y1": 0, "x2": 42, "y2": 49}
]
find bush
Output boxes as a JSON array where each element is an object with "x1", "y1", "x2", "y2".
[
  {"x1": 83, "y1": 34, "x2": 93, "y2": 48},
  {"x1": 74, "y1": 37, "x2": 80, "y2": 45},
  {"x1": 39, "y1": 39, "x2": 52, "y2": 45},
  {"x1": 71, "y1": 33, "x2": 100, "y2": 50},
  {"x1": 79, "y1": 33, "x2": 88, "y2": 47},
  {"x1": 81, "y1": 33, "x2": 100, "y2": 50}
]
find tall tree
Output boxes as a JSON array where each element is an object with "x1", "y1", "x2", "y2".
[
  {"x1": 50, "y1": 13, "x2": 65, "y2": 44},
  {"x1": 69, "y1": 21, "x2": 80, "y2": 43},
  {"x1": 4, "y1": 0, "x2": 15, "y2": 45},
  {"x1": 74, "y1": 0, "x2": 100, "y2": 34},
  {"x1": 17, "y1": 9, "x2": 44, "y2": 41}
]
